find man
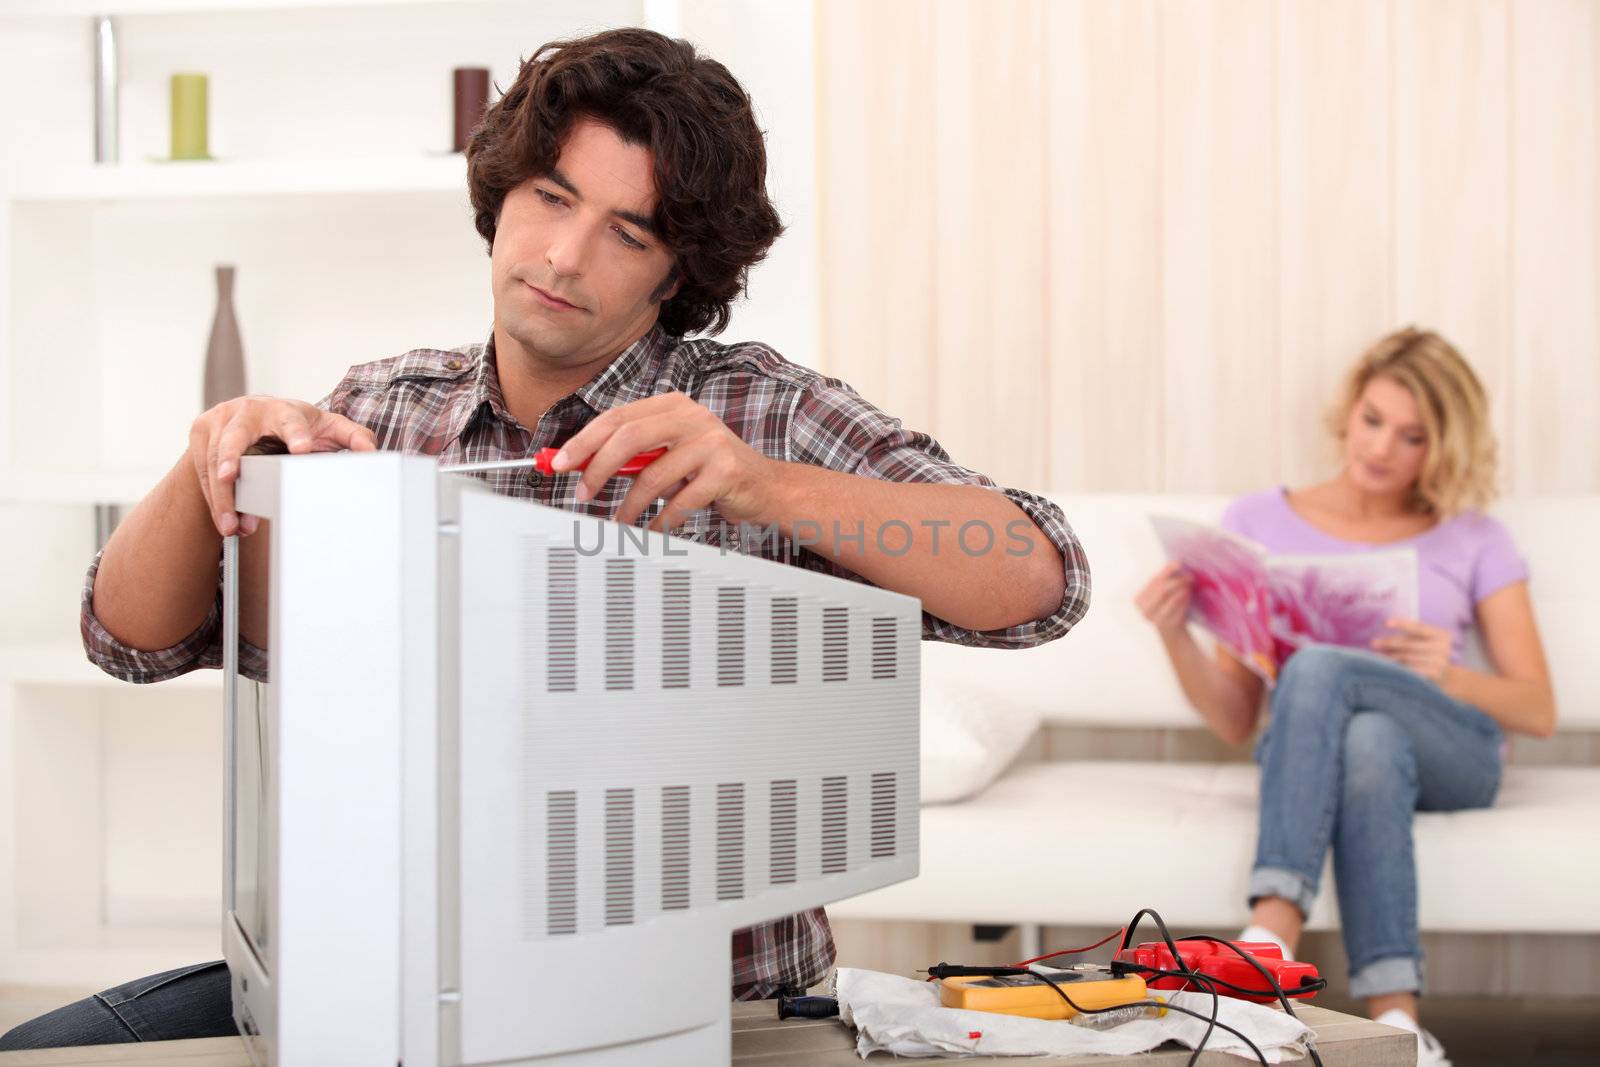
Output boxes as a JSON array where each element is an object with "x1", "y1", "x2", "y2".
[{"x1": 2, "y1": 28, "x2": 1089, "y2": 1048}]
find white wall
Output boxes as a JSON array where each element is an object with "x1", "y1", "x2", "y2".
[{"x1": 671, "y1": 0, "x2": 820, "y2": 366}]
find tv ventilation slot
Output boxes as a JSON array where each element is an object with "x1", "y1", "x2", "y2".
[
  {"x1": 661, "y1": 570, "x2": 691, "y2": 689},
  {"x1": 661, "y1": 785, "x2": 691, "y2": 911},
  {"x1": 871, "y1": 616, "x2": 898, "y2": 680},
  {"x1": 604, "y1": 560, "x2": 636, "y2": 691},
  {"x1": 821, "y1": 775, "x2": 848, "y2": 874},
  {"x1": 717, "y1": 586, "x2": 746, "y2": 687},
  {"x1": 604, "y1": 788, "x2": 635, "y2": 926},
  {"x1": 546, "y1": 790, "x2": 577, "y2": 935},
  {"x1": 546, "y1": 548, "x2": 577, "y2": 693},
  {"x1": 822, "y1": 607, "x2": 848, "y2": 682},
  {"x1": 769, "y1": 779, "x2": 798, "y2": 885},
  {"x1": 771, "y1": 596, "x2": 798, "y2": 685},
  {"x1": 870, "y1": 771, "x2": 897, "y2": 859},
  {"x1": 716, "y1": 783, "x2": 746, "y2": 901}
]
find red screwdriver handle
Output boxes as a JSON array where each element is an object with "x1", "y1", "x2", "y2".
[{"x1": 532, "y1": 446, "x2": 667, "y2": 477}]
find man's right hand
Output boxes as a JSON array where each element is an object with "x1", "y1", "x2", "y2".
[
  {"x1": 1133, "y1": 560, "x2": 1195, "y2": 638},
  {"x1": 189, "y1": 397, "x2": 377, "y2": 537}
]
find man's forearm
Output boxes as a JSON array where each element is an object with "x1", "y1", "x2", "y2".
[
  {"x1": 92, "y1": 457, "x2": 224, "y2": 651},
  {"x1": 754, "y1": 461, "x2": 1066, "y2": 632}
]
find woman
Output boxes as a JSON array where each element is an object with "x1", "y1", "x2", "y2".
[{"x1": 1135, "y1": 327, "x2": 1555, "y2": 1067}]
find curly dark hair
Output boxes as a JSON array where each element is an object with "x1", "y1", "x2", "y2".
[{"x1": 466, "y1": 28, "x2": 783, "y2": 337}]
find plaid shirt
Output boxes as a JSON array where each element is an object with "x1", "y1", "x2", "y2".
[{"x1": 81, "y1": 324, "x2": 1090, "y2": 999}]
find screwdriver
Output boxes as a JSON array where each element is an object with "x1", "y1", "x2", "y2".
[
  {"x1": 441, "y1": 447, "x2": 666, "y2": 478},
  {"x1": 531, "y1": 446, "x2": 666, "y2": 475}
]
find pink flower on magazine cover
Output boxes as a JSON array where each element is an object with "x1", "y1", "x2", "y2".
[
  {"x1": 1151, "y1": 516, "x2": 1419, "y2": 685},
  {"x1": 1159, "y1": 526, "x2": 1278, "y2": 680},
  {"x1": 1267, "y1": 557, "x2": 1412, "y2": 654}
]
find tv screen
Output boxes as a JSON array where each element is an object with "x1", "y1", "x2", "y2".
[{"x1": 230, "y1": 518, "x2": 275, "y2": 973}]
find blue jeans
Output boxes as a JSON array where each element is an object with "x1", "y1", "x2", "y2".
[
  {"x1": 1250, "y1": 646, "x2": 1503, "y2": 999},
  {"x1": 0, "y1": 961, "x2": 235, "y2": 1048}
]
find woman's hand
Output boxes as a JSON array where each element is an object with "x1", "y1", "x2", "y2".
[
  {"x1": 1134, "y1": 561, "x2": 1195, "y2": 638},
  {"x1": 1371, "y1": 617, "x2": 1453, "y2": 682},
  {"x1": 1138, "y1": 560, "x2": 1263, "y2": 745}
]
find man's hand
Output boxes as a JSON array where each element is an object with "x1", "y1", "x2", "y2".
[
  {"x1": 1371, "y1": 617, "x2": 1453, "y2": 682},
  {"x1": 189, "y1": 396, "x2": 377, "y2": 537},
  {"x1": 551, "y1": 392, "x2": 777, "y2": 532}
]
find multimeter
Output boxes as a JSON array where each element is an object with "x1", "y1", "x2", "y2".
[{"x1": 938, "y1": 964, "x2": 1149, "y2": 1020}]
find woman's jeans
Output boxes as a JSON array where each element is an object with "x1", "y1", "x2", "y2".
[
  {"x1": 1251, "y1": 646, "x2": 1504, "y2": 999},
  {"x1": 0, "y1": 961, "x2": 235, "y2": 1048}
]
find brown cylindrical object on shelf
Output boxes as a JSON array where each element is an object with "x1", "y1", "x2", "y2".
[{"x1": 453, "y1": 67, "x2": 490, "y2": 153}]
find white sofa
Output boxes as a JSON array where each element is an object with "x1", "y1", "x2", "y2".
[{"x1": 832, "y1": 495, "x2": 1600, "y2": 935}]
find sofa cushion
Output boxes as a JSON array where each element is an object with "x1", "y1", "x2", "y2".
[
  {"x1": 924, "y1": 494, "x2": 1227, "y2": 730},
  {"x1": 1488, "y1": 497, "x2": 1600, "y2": 729},
  {"x1": 833, "y1": 761, "x2": 1600, "y2": 934},
  {"x1": 919, "y1": 680, "x2": 1041, "y2": 804}
]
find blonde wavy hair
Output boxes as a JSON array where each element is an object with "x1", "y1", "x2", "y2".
[{"x1": 1327, "y1": 327, "x2": 1498, "y2": 516}]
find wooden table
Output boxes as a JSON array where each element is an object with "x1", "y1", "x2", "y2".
[
  {"x1": 731, "y1": 1001, "x2": 1415, "y2": 1065},
  {"x1": 0, "y1": 1002, "x2": 1414, "y2": 1065}
]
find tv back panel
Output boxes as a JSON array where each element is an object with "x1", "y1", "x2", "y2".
[{"x1": 225, "y1": 452, "x2": 920, "y2": 1066}]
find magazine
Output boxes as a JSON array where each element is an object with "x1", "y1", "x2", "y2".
[{"x1": 1149, "y1": 515, "x2": 1419, "y2": 685}]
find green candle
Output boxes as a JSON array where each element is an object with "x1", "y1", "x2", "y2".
[{"x1": 170, "y1": 73, "x2": 210, "y2": 160}]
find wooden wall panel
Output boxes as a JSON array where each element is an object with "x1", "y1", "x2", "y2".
[
  {"x1": 1276, "y1": 0, "x2": 1395, "y2": 489},
  {"x1": 1392, "y1": 0, "x2": 1513, "y2": 488},
  {"x1": 814, "y1": 0, "x2": 937, "y2": 430},
  {"x1": 929, "y1": 0, "x2": 1050, "y2": 490},
  {"x1": 1510, "y1": 0, "x2": 1600, "y2": 493},
  {"x1": 1159, "y1": 0, "x2": 1279, "y2": 494},
  {"x1": 814, "y1": 0, "x2": 1600, "y2": 497},
  {"x1": 1043, "y1": 0, "x2": 1164, "y2": 492}
]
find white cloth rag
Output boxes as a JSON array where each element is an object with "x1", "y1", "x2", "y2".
[{"x1": 835, "y1": 967, "x2": 1315, "y2": 1061}]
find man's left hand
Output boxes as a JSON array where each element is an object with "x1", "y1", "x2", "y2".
[
  {"x1": 551, "y1": 391, "x2": 779, "y2": 532},
  {"x1": 1371, "y1": 617, "x2": 1453, "y2": 683}
]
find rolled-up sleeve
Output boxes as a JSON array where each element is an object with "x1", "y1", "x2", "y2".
[
  {"x1": 81, "y1": 550, "x2": 271, "y2": 684},
  {"x1": 80, "y1": 550, "x2": 224, "y2": 683},
  {"x1": 786, "y1": 378, "x2": 1091, "y2": 649},
  {"x1": 78, "y1": 383, "x2": 363, "y2": 684}
]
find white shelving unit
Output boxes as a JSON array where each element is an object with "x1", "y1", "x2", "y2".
[
  {"x1": 0, "y1": 0, "x2": 653, "y2": 994},
  {"x1": 0, "y1": 0, "x2": 818, "y2": 996},
  {"x1": 0, "y1": 641, "x2": 222, "y2": 691},
  {"x1": 0, "y1": 0, "x2": 483, "y2": 14},
  {"x1": 2, "y1": 665, "x2": 226, "y2": 990},
  {"x1": 0, "y1": 467, "x2": 171, "y2": 506},
  {"x1": 9, "y1": 153, "x2": 467, "y2": 203}
]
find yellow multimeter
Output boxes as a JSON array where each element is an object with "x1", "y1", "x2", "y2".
[{"x1": 939, "y1": 965, "x2": 1149, "y2": 1021}]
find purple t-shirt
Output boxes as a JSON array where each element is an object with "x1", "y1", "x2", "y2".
[{"x1": 1220, "y1": 488, "x2": 1529, "y2": 663}]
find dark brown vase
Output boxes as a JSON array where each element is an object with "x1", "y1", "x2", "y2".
[
  {"x1": 453, "y1": 67, "x2": 490, "y2": 153},
  {"x1": 203, "y1": 264, "x2": 246, "y2": 411}
]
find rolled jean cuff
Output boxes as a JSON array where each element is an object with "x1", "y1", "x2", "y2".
[
  {"x1": 1247, "y1": 866, "x2": 1317, "y2": 918},
  {"x1": 1349, "y1": 955, "x2": 1422, "y2": 999}
]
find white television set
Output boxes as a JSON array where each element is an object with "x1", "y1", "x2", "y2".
[{"x1": 222, "y1": 452, "x2": 920, "y2": 1066}]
